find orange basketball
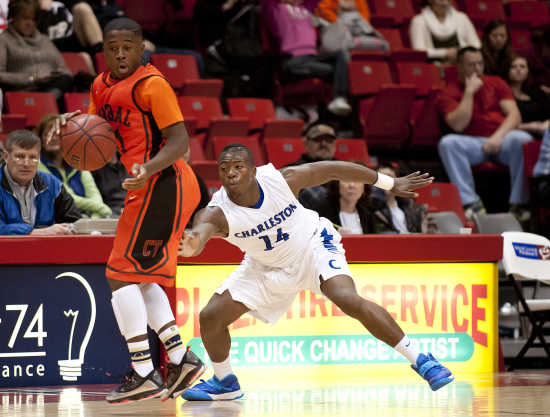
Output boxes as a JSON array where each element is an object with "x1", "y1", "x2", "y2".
[{"x1": 60, "y1": 114, "x2": 117, "y2": 171}]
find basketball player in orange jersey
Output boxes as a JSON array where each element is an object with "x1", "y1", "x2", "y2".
[{"x1": 48, "y1": 17, "x2": 205, "y2": 403}]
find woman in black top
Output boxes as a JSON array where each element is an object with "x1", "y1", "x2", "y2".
[{"x1": 507, "y1": 54, "x2": 550, "y2": 137}]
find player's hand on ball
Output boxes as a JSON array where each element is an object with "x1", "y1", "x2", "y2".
[
  {"x1": 122, "y1": 163, "x2": 150, "y2": 190},
  {"x1": 392, "y1": 172, "x2": 434, "y2": 198},
  {"x1": 178, "y1": 231, "x2": 201, "y2": 257},
  {"x1": 45, "y1": 110, "x2": 81, "y2": 145}
]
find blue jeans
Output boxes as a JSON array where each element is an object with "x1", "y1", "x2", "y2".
[
  {"x1": 534, "y1": 128, "x2": 550, "y2": 177},
  {"x1": 438, "y1": 130, "x2": 533, "y2": 206}
]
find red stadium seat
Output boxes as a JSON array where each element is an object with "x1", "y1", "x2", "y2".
[
  {"x1": 408, "y1": 88, "x2": 442, "y2": 149},
  {"x1": 507, "y1": 1, "x2": 550, "y2": 28},
  {"x1": 415, "y1": 182, "x2": 468, "y2": 225},
  {"x1": 183, "y1": 117, "x2": 197, "y2": 136},
  {"x1": 462, "y1": 0, "x2": 506, "y2": 29},
  {"x1": 358, "y1": 85, "x2": 417, "y2": 150},
  {"x1": 188, "y1": 136, "x2": 206, "y2": 162},
  {"x1": 264, "y1": 137, "x2": 305, "y2": 168},
  {"x1": 123, "y1": 0, "x2": 166, "y2": 32},
  {"x1": 226, "y1": 97, "x2": 304, "y2": 137},
  {"x1": 348, "y1": 60, "x2": 393, "y2": 97},
  {"x1": 377, "y1": 28, "x2": 404, "y2": 50},
  {"x1": 333, "y1": 138, "x2": 372, "y2": 167},
  {"x1": 509, "y1": 28, "x2": 533, "y2": 55},
  {"x1": 150, "y1": 54, "x2": 223, "y2": 97},
  {"x1": 370, "y1": 0, "x2": 415, "y2": 24},
  {"x1": 212, "y1": 136, "x2": 266, "y2": 166},
  {"x1": 64, "y1": 92, "x2": 90, "y2": 113},
  {"x1": 395, "y1": 62, "x2": 443, "y2": 96},
  {"x1": 5, "y1": 92, "x2": 59, "y2": 127},
  {"x1": 94, "y1": 52, "x2": 108, "y2": 74},
  {"x1": 62, "y1": 52, "x2": 91, "y2": 75},
  {"x1": 1, "y1": 114, "x2": 27, "y2": 133},
  {"x1": 190, "y1": 160, "x2": 218, "y2": 181}
]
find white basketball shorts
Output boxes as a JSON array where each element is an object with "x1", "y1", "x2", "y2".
[{"x1": 215, "y1": 217, "x2": 353, "y2": 323}]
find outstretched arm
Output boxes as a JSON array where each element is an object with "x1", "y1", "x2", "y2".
[
  {"x1": 178, "y1": 206, "x2": 229, "y2": 257},
  {"x1": 281, "y1": 161, "x2": 433, "y2": 198}
]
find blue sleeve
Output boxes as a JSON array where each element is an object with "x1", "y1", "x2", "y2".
[{"x1": 0, "y1": 219, "x2": 33, "y2": 235}]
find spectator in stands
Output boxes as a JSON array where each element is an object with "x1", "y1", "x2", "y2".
[
  {"x1": 370, "y1": 163, "x2": 427, "y2": 234},
  {"x1": 38, "y1": 0, "x2": 102, "y2": 55},
  {"x1": 36, "y1": 114, "x2": 112, "y2": 218},
  {"x1": 261, "y1": 0, "x2": 352, "y2": 116},
  {"x1": 507, "y1": 55, "x2": 550, "y2": 137},
  {"x1": 315, "y1": 0, "x2": 389, "y2": 53},
  {"x1": 91, "y1": 152, "x2": 128, "y2": 217},
  {"x1": 532, "y1": 127, "x2": 550, "y2": 207},
  {"x1": 0, "y1": 0, "x2": 73, "y2": 100},
  {"x1": 481, "y1": 19, "x2": 514, "y2": 80},
  {"x1": 528, "y1": 25, "x2": 550, "y2": 95},
  {"x1": 409, "y1": 0, "x2": 480, "y2": 63},
  {"x1": 437, "y1": 47, "x2": 533, "y2": 222},
  {"x1": 317, "y1": 161, "x2": 376, "y2": 234},
  {"x1": 285, "y1": 123, "x2": 339, "y2": 211},
  {"x1": 0, "y1": 129, "x2": 80, "y2": 235}
]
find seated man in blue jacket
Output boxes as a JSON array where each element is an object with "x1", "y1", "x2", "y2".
[{"x1": 0, "y1": 130, "x2": 80, "y2": 235}]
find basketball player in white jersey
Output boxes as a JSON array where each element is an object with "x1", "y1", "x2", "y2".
[{"x1": 179, "y1": 144, "x2": 454, "y2": 400}]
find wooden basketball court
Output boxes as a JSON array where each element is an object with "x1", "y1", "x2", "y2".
[{"x1": 2, "y1": 371, "x2": 550, "y2": 417}]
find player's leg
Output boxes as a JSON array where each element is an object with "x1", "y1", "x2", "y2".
[
  {"x1": 320, "y1": 275, "x2": 454, "y2": 391},
  {"x1": 106, "y1": 279, "x2": 166, "y2": 403},
  {"x1": 140, "y1": 283, "x2": 205, "y2": 400},
  {"x1": 182, "y1": 290, "x2": 249, "y2": 401}
]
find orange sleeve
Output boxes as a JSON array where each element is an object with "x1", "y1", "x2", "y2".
[
  {"x1": 315, "y1": 0, "x2": 338, "y2": 23},
  {"x1": 88, "y1": 89, "x2": 97, "y2": 115},
  {"x1": 134, "y1": 76, "x2": 183, "y2": 129}
]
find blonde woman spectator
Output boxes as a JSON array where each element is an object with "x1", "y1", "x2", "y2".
[{"x1": 409, "y1": 0, "x2": 480, "y2": 62}]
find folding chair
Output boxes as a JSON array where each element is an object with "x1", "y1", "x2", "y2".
[
  {"x1": 501, "y1": 231, "x2": 550, "y2": 370},
  {"x1": 150, "y1": 54, "x2": 223, "y2": 97},
  {"x1": 427, "y1": 211, "x2": 463, "y2": 234},
  {"x1": 264, "y1": 138, "x2": 305, "y2": 169},
  {"x1": 5, "y1": 92, "x2": 59, "y2": 127},
  {"x1": 475, "y1": 213, "x2": 522, "y2": 235}
]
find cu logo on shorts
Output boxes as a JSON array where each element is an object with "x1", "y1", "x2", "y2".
[{"x1": 142, "y1": 240, "x2": 163, "y2": 257}]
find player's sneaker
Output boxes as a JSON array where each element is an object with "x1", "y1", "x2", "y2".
[
  {"x1": 181, "y1": 374, "x2": 243, "y2": 401},
  {"x1": 412, "y1": 353, "x2": 454, "y2": 391},
  {"x1": 106, "y1": 368, "x2": 166, "y2": 403},
  {"x1": 161, "y1": 349, "x2": 206, "y2": 400}
]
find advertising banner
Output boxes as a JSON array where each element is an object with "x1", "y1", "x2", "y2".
[
  {"x1": 0, "y1": 265, "x2": 130, "y2": 387},
  {"x1": 175, "y1": 262, "x2": 498, "y2": 377}
]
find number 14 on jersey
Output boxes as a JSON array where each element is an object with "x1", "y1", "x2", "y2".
[{"x1": 259, "y1": 228, "x2": 289, "y2": 251}]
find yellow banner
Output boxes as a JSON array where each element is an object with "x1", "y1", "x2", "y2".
[{"x1": 175, "y1": 262, "x2": 498, "y2": 377}]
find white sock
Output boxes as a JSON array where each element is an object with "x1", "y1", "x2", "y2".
[
  {"x1": 158, "y1": 325, "x2": 185, "y2": 365},
  {"x1": 140, "y1": 283, "x2": 185, "y2": 364},
  {"x1": 111, "y1": 285, "x2": 151, "y2": 377},
  {"x1": 212, "y1": 356, "x2": 233, "y2": 380},
  {"x1": 394, "y1": 335, "x2": 420, "y2": 366},
  {"x1": 128, "y1": 340, "x2": 154, "y2": 377}
]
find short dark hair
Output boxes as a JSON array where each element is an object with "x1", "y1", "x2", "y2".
[
  {"x1": 8, "y1": 0, "x2": 39, "y2": 20},
  {"x1": 5, "y1": 130, "x2": 41, "y2": 152},
  {"x1": 103, "y1": 17, "x2": 142, "y2": 38},
  {"x1": 218, "y1": 143, "x2": 255, "y2": 166},
  {"x1": 457, "y1": 46, "x2": 481, "y2": 63}
]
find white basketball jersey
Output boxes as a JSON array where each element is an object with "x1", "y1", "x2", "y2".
[{"x1": 208, "y1": 164, "x2": 319, "y2": 268}]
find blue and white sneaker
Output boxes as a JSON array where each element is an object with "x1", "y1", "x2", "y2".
[
  {"x1": 181, "y1": 374, "x2": 244, "y2": 401},
  {"x1": 412, "y1": 353, "x2": 454, "y2": 391}
]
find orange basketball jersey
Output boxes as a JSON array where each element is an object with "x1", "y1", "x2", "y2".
[{"x1": 89, "y1": 64, "x2": 200, "y2": 286}]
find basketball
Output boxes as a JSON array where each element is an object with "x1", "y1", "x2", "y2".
[{"x1": 60, "y1": 114, "x2": 117, "y2": 171}]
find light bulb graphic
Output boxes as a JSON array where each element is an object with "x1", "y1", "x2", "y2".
[{"x1": 56, "y1": 272, "x2": 96, "y2": 382}]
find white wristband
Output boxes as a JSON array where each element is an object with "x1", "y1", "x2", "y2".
[{"x1": 373, "y1": 172, "x2": 394, "y2": 190}]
